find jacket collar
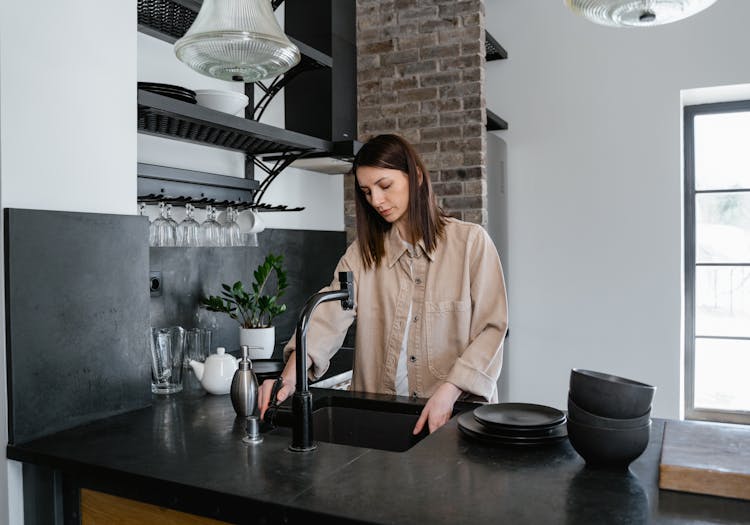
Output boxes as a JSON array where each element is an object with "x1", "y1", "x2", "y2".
[{"x1": 384, "y1": 226, "x2": 435, "y2": 268}]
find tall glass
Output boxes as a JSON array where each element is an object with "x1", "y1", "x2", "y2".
[
  {"x1": 222, "y1": 207, "x2": 242, "y2": 247},
  {"x1": 183, "y1": 328, "x2": 212, "y2": 396},
  {"x1": 140, "y1": 203, "x2": 156, "y2": 246},
  {"x1": 150, "y1": 327, "x2": 185, "y2": 394},
  {"x1": 177, "y1": 204, "x2": 201, "y2": 247},
  {"x1": 185, "y1": 328, "x2": 212, "y2": 364},
  {"x1": 200, "y1": 205, "x2": 223, "y2": 247},
  {"x1": 151, "y1": 202, "x2": 176, "y2": 247},
  {"x1": 165, "y1": 204, "x2": 179, "y2": 234}
]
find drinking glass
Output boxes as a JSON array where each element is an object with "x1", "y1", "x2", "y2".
[
  {"x1": 165, "y1": 204, "x2": 179, "y2": 233},
  {"x1": 151, "y1": 202, "x2": 176, "y2": 247},
  {"x1": 185, "y1": 327, "x2": 212, "y2": 364},
  {"x1": 200, "y1": 205, "x2": 223, "y2": 247},
  {"x1": 222, "y1": 207, "x2": 242, "y2": 247},
  {"x1": 242, "y1": 232, "x2": 259, "y2": 247},
  {"x1": 150, "y1": 327, "x2": 185, "y2": 394},
  {"x1": 140, "y1": 203, "x2": 156, "y2": 246},
  {"x1": 177, "y1": 203, "x2": 201, "y2": 247}
]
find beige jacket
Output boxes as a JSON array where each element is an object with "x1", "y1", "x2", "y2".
[{"x1": 284, "y1": 218, "x2": 508, "y2": 402}]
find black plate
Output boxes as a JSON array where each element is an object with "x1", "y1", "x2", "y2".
[
  {"x1": 138, "y1": 82, "x2": 196, "y2": 97},
  {"x1": 473, "y1": 402, "x2": 566, "y2": 430},
  {"x1": 251, "y1": 359, "x2": 284, "y2": 375},
  {"x1": 458, "y1": 412, "x2": 568, "y2": 445},
  {"x1": 474, "y1": 418, "x2": 567, "y2": 438},
  {"x1": 140, "y1": 89, "x2": 196, "y2": 104}
]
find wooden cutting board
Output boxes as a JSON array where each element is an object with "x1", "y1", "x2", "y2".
[{"x1": 659, "y1": 419, "x2": 750, "y2": 500}]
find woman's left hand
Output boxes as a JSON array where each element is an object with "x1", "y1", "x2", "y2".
[{"x1": 413, "y1": 382, "x2": 462, "y2": 434}]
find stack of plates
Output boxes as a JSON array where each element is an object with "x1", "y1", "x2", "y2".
[
  {"x1": 458, "y1": 402, "x2": 568, "y2": 446},
  {"x1": 251, "y1": 359, "x2": 284, "y2": 384},
  {"x1": 138, "y1": 82, "x2": 196, "y2": 104}
]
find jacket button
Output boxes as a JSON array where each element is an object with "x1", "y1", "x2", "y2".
[
  {"x1": 413, "y1": 315, "x2": 419, "y2": 322},
  {"x1": 412, "y1": 392, "x2": 418, "y2": 398},
  {"x1": 415, "y1": 278, "x2": 422, "y2": 284},
  {"x1": 409, "y1": 355, "x2": 416, "y2": 363}
]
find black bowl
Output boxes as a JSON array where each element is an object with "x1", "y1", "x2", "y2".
[
  {"x1": 569, "y1": 369, "x2": 655, "y2": 419},
  {"x1": 566, "y1": 418, "x2": 651, "y2": 468},
  {"x1": 567, "y1": 394, "x2": 650, "y2": 429}
]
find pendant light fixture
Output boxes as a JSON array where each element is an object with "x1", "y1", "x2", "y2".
[
  {"x1": 565, "y1": 0, "x2": 718, "y2": 27},
  {"x1": 174, "y1": 0, "x2": 300, "y2": 82}
]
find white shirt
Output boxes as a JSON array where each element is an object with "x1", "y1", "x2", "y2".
[{"x1": 395, "y1": 242, "x2": 414, "y2": 396}]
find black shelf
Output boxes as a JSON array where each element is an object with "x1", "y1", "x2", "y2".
[
  {"x1": 486, "y1": 109, "x2": 508, "y2": 131},
  {"x1": 137, "y1": 164, "x2": 303, "y2": 212},
  {"x1": 136, "y1": 0, "x2": 352, "y2": 214},
  {"x1": 138, "y1": 163, "x2": 257, "y2": 202},
  {"x1": 485, "y1": 31, "x2": 507, "y2": 61},
  {"x1": 138, "y1": 89, "x2": 334, "y2": 156}
]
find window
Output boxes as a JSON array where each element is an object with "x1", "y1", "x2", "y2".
[{"x1": 684, "y1": 100, "x2": 750, "y2": 424}]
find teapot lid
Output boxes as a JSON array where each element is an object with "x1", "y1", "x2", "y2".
[{"x1": 207, "y1": 347, "x2": 235, "y2": 362}]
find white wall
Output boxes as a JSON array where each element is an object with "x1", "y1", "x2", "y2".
[
  {"x1": 485, "y1": 0, "x2": 750, "y2": 418},
  {"x1": 0, "y1": 2, "x2": 136, "y2": 214},
  {"x1": 0, "y1": 1, "x2": 137, "y2": 522}
]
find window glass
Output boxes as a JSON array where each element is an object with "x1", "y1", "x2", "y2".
[
  {"x1": 695, "y1": 266, "x2": 750, "y2": 338},
  {"x1": 694, "y1": 338, "x2": 750, "y2": 412},
  {"x1": 695, "y1": 112, "x2": 750, "y2": 191},
  {"x1": 695, "y1": 192, "x2": 750, "y2": 263}
]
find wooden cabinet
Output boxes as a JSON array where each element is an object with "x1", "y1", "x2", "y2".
[{"x1": 81, "y1": 489, "x2": 231, "y2": 525}]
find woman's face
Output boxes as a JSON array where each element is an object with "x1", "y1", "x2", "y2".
[{"x1": 356, "y1": 166, "x2": 411, "y2": 229}]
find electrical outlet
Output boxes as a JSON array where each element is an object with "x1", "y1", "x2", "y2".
[{"x1": 150, "y1": 271, "x2": 162, "y2": 297}]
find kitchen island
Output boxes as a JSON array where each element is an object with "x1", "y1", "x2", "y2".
[{"x1": 6, "y1": 390, "x2": 750, "y2": 524}]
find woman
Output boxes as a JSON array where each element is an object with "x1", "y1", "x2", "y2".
[{"x1": 259, "y1": 134, "x2": 508, "y2": 434}]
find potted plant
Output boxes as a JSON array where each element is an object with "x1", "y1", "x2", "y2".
[{"x1": 200, "y1": 253, "x2": 288, "y2": 359}]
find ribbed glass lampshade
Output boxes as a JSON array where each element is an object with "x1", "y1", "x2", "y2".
[
  {"x1": 565, "y1": 0, "x2": 718, "y2": 27},
  {"x1": 174, "y1": 0, "x2": 300, "y2": 82}
]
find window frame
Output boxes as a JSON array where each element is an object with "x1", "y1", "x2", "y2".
[{"x1": 684, "y1": 99, "x2": 750, "y2": 424}]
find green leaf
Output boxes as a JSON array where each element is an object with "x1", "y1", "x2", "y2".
[{"x1": 199, "y1": 253, "x2": 289, "y2": 328}]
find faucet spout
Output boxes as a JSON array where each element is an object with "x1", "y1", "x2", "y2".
[{"x1": 290, "y1": 271, "x2": 354, "y2": 452}]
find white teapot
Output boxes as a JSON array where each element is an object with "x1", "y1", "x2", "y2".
[{"x1": 188, "y1": 347, "x2": 239, "y2": 395}]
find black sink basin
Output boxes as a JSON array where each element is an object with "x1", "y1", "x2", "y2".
[
  {"x1": 268, "y1": 393, "x2": 473, "y2": 452},
  {"x1": 311, "y1": 404, "x2": 426, "y2": 452}
]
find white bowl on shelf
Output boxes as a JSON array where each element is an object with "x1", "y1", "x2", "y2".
[{"x1": 194, "y1": 89, "x2": 249, "y2": 115}]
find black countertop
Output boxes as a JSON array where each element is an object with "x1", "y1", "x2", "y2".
[{"x1": 7, "y1": 391, "x2": 750, "y2": 524}]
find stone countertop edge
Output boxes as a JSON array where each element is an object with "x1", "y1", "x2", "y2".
[{"x1": 7, "y1": 391, "x2": 750, "y2": 525}]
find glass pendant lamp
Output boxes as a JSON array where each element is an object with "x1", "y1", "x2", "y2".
[
  {"x1": 565, "y1": 0, "x2": 718, "y2": 27},
  {"x1": 174, "y1": 0, "x2": 300, "y2": 82}
]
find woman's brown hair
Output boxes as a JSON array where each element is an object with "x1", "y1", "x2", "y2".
[{"x1": 352, "y1": 134, "x2": 447, "y2": 269}]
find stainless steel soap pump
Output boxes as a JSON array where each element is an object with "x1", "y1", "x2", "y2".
[{"x1": 231, "y1": 345, "x2": 259, "y2": 418}]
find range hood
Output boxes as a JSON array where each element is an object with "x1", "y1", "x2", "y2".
[{"x1": 262, "y1": 140, "x2": 362, "y2": 175}]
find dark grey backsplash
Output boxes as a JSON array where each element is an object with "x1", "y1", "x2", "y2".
[
  {"x1": 5, "y1": 209, "x2": 152, "y2": 444},
  {"x1": 149, "y1": 228, "x2": 348, "y2": 355},
  {"x1": 4, "y1": 211, "x2": 349, "y2": 444}
]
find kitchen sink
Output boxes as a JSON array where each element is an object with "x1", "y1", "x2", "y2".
[
  {"x1": 311, "y1": 404, "x2": 426, "y2": 452},
  {"x1": 268, "y1": 394, "x2": 467, "y2": 452}
]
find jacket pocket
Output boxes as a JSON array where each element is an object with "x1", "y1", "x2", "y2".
[{"x1": 424, "y1": 300, "x2": 471, "y2": 379}]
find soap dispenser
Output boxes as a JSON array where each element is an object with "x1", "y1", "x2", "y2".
[{"x1": 231, "y1": 345, "x2": 259, "y2": 418}]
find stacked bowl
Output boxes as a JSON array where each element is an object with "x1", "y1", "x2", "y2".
[{"x1": 567, "y1": 369, "x2": 656, "y2": 468}]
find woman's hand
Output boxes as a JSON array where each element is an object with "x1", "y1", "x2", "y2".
[
  {"x1": 258, "y1": 354, "x2": 297, "y2": 419},
  {"x1": 258, "y1": 377, "x2": 294, "y2": 419},
  {"x1": 413, "y1": 382, "x2": 462, "y2": 434}
]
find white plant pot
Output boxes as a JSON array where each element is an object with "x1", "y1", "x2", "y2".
[{"x1": 239, "y1": 326, "x2": 275, "y2": 360}]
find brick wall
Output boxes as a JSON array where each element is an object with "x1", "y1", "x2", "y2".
[{"x1": 347, "y1": 0, "x2": 487, "y2": 242}]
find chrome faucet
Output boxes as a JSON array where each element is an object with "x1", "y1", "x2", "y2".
[{"x1": 290, "y1": 271, "x2": 354, "y2": 452}]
